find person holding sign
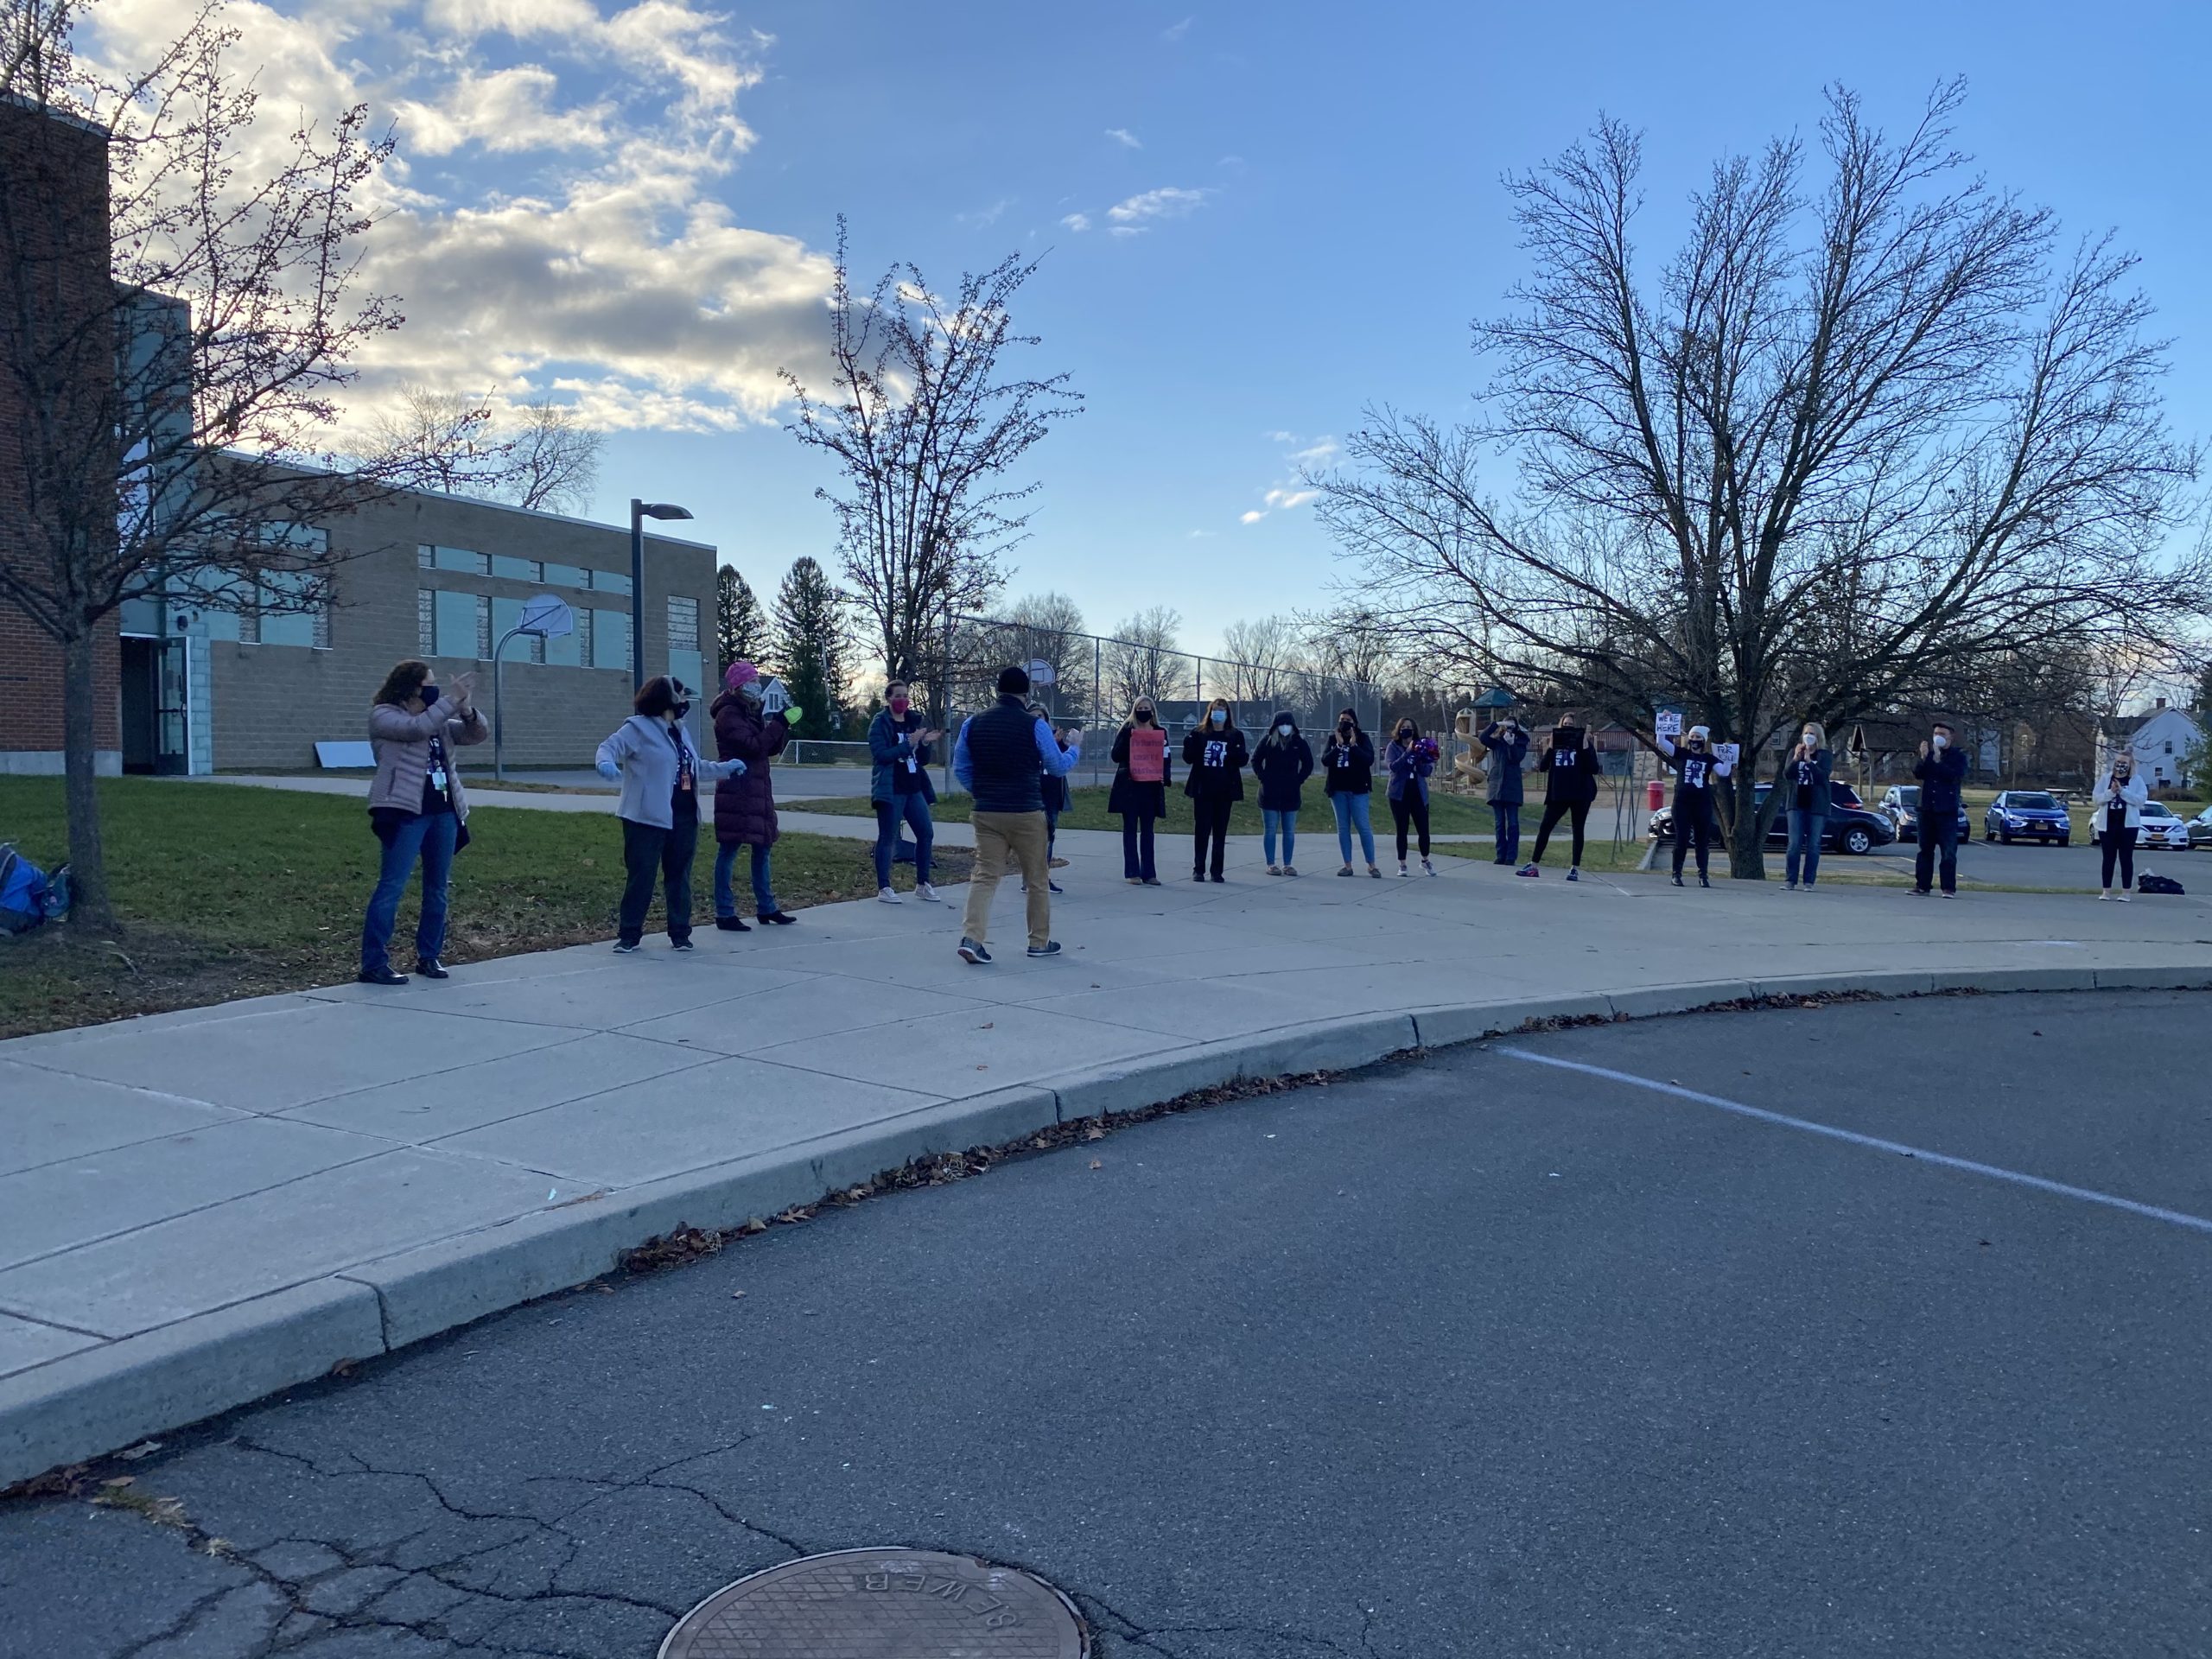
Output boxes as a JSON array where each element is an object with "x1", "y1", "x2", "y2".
[
  {"x1": 597, "y1": 677, "x2": 743, "y2": 952},
  {"x1": 1782, "y1": 721, "x2": 1834, "y2": 890},
  {"x1": 1654, "y1": 722, "x2": 1732, "y2": 887},
  {"x1": 868, "y1": 681, "x2": 942, "y2": 904},
  {"x1": 1183, "y1": 697, "x2": 1249, "y2": 882},
  {"x1": 1109, "y1": 696, "x2": 1172, "y2": 884},
  {"x1": 360, "y1": 660, "x2": 488, "y2": 985},
  {"x1": 1517, "y1": 714, "x2": 1602, "y2": 880}
]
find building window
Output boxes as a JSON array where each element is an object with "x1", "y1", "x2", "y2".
[
  {"x1": 667, "y1": 594, "x2": 699, "y2": 653},
  {"x1": 314, "y1": 605, "x2": 332, "y2": 650},
  {"x1": 590, "y1": 569, "x2": 632, "y2": 597},
  {"x1": 591, "y1": 608, "x2": 629, "y2": 671},
  {"x1": 574, "y1": 608, "x2": 591, "y2": 664},
  {"x1": 491, "y1": 554, "x2": 543, "y2": 582},
  {"x1": 475, "y1": 594, "x2": 493, "y2": 658},
  {"x1": 417, "y1": 544, "x2": 433, "y2": 569},
  {"x1": 544, "y1": 563, "x2": 588, "y2": 589},
  {"x1": 432, "y1": 544, "x2": 489, "y2": 575},
  {"x1": 418, "y1": 589, "x2": 435, "y2": 653}
]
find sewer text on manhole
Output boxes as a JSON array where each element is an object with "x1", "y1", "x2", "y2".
[{"x1": 658, "y1": 1547, "x2": 1090, "y2": 1657}]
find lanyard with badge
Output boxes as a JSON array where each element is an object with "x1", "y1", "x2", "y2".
[
  {"x1": 670, "y1": 726, "x2": 694, "y2": 795},
  {"x1": 427, "y1": 733, "x2": 449, "y2": 798}
]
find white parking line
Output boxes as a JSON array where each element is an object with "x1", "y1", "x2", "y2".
[{"x1": 1496, "y1": 1048, "x2": 2212, "y2": 1238}]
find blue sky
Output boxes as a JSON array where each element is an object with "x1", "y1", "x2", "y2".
[{"x1": 96, "y1": 0, "x2": 2212, "y2": 659}]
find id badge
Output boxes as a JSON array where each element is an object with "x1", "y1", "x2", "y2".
[
  {"x1": 678, "y1": 772, "x2": 694, "y2": 792},
  {"x1": 904, "y1": 754, "x2": 918, "y2": 773},
  {"x1": 429, "y1": 767, "x2": 448, "y2": 791}
]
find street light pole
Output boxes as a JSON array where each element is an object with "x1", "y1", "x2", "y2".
[{"x1": 628, "y1": 498, "x2": 695, "y2": 690}]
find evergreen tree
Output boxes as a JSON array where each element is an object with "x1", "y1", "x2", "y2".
[
  {"x1": 772, "y1": 556, "x2": 849, "y2": 739},
  {"x1": 716, "y1": 564, "x2": 768, "y2": 673}
]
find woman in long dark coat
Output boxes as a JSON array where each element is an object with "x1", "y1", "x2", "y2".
[{"x1": 710, "y1": 661, "x2": 797, "y2": 928}]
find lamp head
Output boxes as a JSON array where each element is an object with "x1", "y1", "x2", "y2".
[{"x1": 636, "y1": 501, "x2": 693, "y2": 521}]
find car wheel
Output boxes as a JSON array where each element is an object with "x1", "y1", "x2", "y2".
[
  {"x1": 1999, "y1": 831, "x2": 2011, "y2": 844},
  {"x1": 2059, "y1": 837, "x2": 2070, "y2": 848},
  {"x1": 1844, "y1": 825, "x2": 1873, "y2": 855}
]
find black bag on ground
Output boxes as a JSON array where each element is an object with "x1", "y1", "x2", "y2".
[{"x1": 2137, "y1": 872, "x2": 2184, "y2": 895}]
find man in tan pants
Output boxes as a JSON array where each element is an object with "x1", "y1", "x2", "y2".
[{"x1": 951, "y1": 664, "x2": 1082, "y2": 964}]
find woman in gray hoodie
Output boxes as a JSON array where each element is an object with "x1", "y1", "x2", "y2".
[{"x1": 596, "y1": 677, "x2": 743, "y2": 952}]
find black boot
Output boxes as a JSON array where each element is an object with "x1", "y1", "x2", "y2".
[
  {"x1": 1670, "y1": 872, "x2": 1684, "y2": 887},
  {"x1": 1699, "y1": 874, "x2": 1711, "y2": 888}
]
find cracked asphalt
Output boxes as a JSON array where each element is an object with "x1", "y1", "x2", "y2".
[{"x1": 4, "y1": 989, "x2": 2210, "y2": 1658}]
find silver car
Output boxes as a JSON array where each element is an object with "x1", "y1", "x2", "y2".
[{"x1": 2190, "y1": 806, "x2": 2212, "y2": 849}]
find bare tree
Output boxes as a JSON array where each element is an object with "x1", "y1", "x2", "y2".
[
  {"x1": 509, "y1": 397, "x2": 601, "y2": 514},
  {"x1": 1002, "y1": 590, "x2": 1088, "y2": 718},
  {"x1": 1106, "y1": 606, "x2": 1184, "y2": 717},
  {"x1": 1217, "y1": 614, "x2": 1296, "y2": 708},
  {"x1": 782, "y1": 219, "x2": 1082, "y2": 698},
  {"x1": 0, "y1": 0, "x2": 398, "y2": 925},
  {"x1": 1319, "y1": 84, "x2": 2207, "y2": 875}
]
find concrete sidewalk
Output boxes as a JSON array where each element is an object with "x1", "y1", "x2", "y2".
[{"x1": 4, "y1": 846, "x2": 2210, "y2": 1484}]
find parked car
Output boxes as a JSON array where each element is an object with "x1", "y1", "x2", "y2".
[
  {"x1": 2190, "y1": 806, "x2": 2212, "y2": 849},
  {"x1": 1984, "y1": 790, "x2": 2071, "y2": 845},
  {"x1": 2127, "y1": 800, "x2": 2192, "y2": 851},
  {"x1": 1649, "y1": 780, "x2": 1896, "y2": 856},
  {"x1": 1878, "y1": 784, "x2": 1973, "y2": 845}
]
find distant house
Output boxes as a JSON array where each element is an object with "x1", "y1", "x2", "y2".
[{"x1": 2097, "y1": 701, "x2": 2205, "y2": 791}]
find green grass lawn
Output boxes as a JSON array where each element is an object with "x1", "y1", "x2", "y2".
[
  {"x1": 0, "y1": 779, "x2": 968, "y2": 1039},
  {"x1": 794, "y1": 782, "x2": 1500, "y2": 839}
]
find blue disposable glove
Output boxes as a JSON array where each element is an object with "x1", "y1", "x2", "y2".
[
  {"x1": 596, "y1": 760, "x2": 620, "y2": 781},
  {"x1": 729, "y1": 758, "x2": 747, "y2": 777}
]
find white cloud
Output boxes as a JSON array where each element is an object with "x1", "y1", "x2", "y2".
[
  {"x1": 1105, "y1": 127, "x2": 1141, "y2": 149},
  {"x1": 957, "y1": 199, "x2": 1014, "y2": 228},
  {"x1": 79, "y1": 0, "x2": 833, "y2": 437},
  {"x1": 1060, "y1": 213, "x2": 1092, "y2": 232},
  {"x1": 1240, "y1": 434, "x2": 1333, "y2": 524},
  {"x1": 1105, "y1": 186, "x2": 1211, "y2": 236},
  {"x1": 1161, "y1": 16, "x2": 1195, "y2": 41}
]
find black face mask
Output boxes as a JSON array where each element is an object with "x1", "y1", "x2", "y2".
[
  {"x1": 1135, "y1": 711, "x2": 1153, "y2": 724},
  {"x1": 418, "y1": 683, "x2": 439, "y2": 706},
  {"x1": 674, "y1": 701, "x2": 691, "y2": 721}
]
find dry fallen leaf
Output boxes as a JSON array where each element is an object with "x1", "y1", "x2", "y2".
[
  {"x1": 101, "y1": 1476, "x2": 135, "y2": 1490},
  {"x1": 731, "y1": 1290, "x2": 747, "y2": 1300},
  {"x1": 979, "y1": 1021, "x2": 995, "y2": 1029},
  {"x1": 1088, "y1": 1159, "x2": 1103, "y2": 1171}
]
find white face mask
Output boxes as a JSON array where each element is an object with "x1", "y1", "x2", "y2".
[
  {"x1": 1802, "y1": 732, "x2": 1817, "y2": 746},
  {"x1": 1276, "y1": 724, "x2": 1293, "y2": 738},
  {"x1": 1933, "y1": 734, "x2": 1948, "y2": 750}
]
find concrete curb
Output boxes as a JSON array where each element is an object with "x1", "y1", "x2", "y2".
[{"x1": 6, "y1": 963, "x2": 2211, "y2": 1486}]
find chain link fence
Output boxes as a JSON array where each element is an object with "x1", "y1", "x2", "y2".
[{"x1": 934, "y1": 614, "x2": 1386, "y2": 789}]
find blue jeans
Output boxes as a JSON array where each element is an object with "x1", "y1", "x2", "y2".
[
  {"x1": 714, "y1": 842, "x2": 778, "y2": 918},
  {"x1": 874, "y1": 792, "x2": 934, "y2": 887},
  {"x1": 1263, "y1": 808, "x2": 1298, "y2": 866},
  {"x1": 1491, "y1": 801, "x2": 1521, "y2": 863},
  {"x1": 1331, "y1": 791, "x2": 1376, "y2": 865},
  {"x1": 1122, "y1": 815, "x2": 1158, "y2": 880},
  {"x1": 361, "y1": 810, "x2": 457, "y2": 973},
  {"x1": 1786, "y1": 810, "x2": 1826, "y2": 886}
]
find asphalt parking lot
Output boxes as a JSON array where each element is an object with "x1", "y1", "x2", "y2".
[{"x1": 4, "y1": 989, "x2": 2208, "y2": 1659}]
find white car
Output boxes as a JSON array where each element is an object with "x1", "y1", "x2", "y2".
[{"x1": 2132, "y1": 801, "x2": 2192, "y2": 851}]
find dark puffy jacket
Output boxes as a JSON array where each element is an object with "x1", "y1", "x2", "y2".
[
  {"x1": 1319, "y1": 730, "x2": 1375, "y2": 794},
  {"x1": 1478, "y1": 723, "x2": 1529, "y2": 804},
  {"x1": 1250, "y1": 718, "x2": 1314, "y2": 811},
  {"x1": 1182, "y1": 722, "x2": 1249, "y2": 802},
  {"x1": 711, "y1": 693, "x2": 791, "y2": 847},
  {"x1": 868, "y1": 708, "x2": 935, "y2": 804},
  {"x1": 1914, "y1": 744, "x2": 1968, "y2": 817},
  {"x1": 1386, "y1": 736, "x2": 1439, "y2": 804}
]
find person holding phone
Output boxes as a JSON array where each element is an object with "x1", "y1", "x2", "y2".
[
  {"x1": 360, "y1": 661, "x2": 487, "y2": 984},
  {"x1": 1518, "y1": 714, "x2": 1600, "y2": 881},
  {"x1": 1321, "y1": 709, "x2": 1380, "y2": 877},
  {"x1": 1109, "y1": 696, "x2": 1172, "y2": 884},
  {"x1": 2094, "y1": 752, "x2": 2150, "y2": 899},
  {"x1": 868, "y1": 680, "x2": 942, "y2": 904},
  {"x1": 1910, "y1": 721, "x2": 1969, "y2": 897},
  {"x1": 709, "y1": 661, "x2": 797, "y2": 929},
  {"x1": 1182, "y1": 697, "x2": 1249, "y2": 882},
  {"x1": 1781, "y1": 721, "x2": 1834, "y2": 891},
  {"x1": 1250, "y1": 711, "x2": 1315, "y2": 875},
  {"x1": 1384, "y1": 717, "x2": 1440, "y2": 876},
  {"x1": 1478, "y1": 715, "x2": 1529, "y2": 865},
  {"x1": 597, "y1": 677, "x2": 742, "y2": 952},
  {"x1": 1654, "y1": 722, "x2": 1731, "y2": 887}
]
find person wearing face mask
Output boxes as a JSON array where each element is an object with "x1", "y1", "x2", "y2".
[
  {"x1": 1024, "y1": 702, "x2": 1070, "y2": 896},
  {"x1": 360, "y1": 659, "x2": 488, "y2": 985},
  {"x1": 1385, "y1": 717, "x2": 1440, "y2": 876},
  {"x1": 709, "y1": 661, "x2": 798, "y2": 931},
  {"x1": 1910, "y1": 721, "x2": 1969, "y2": 897},
  {"x1": 1478, "y1": 715, "x2": 1529, "y2": 866},
  {"x1": 1653, "y1": 722, "x2": 1732, "y2": 887},
  {"x1": 1250, "y1": 711, "x2": 1315, "y2": 876},
  {"x1": 1781, "y1": 721, "x2": 1834, "y2": 891},
  {"x1": 2094, "y1": 752, "x2": 2150, "y2": 900},
  {"x1": 1182, "y1": 698, "x2": 1249, "y2": 882},
  {"x1": 1321, "y1": 709, "x2": 1381, "y2": 877},
  {"x1": 867, "y1": 680, "x2": 942, "y2": 905},
  {"x1": 596, "y1": 677, "x2": 743, "y2": 952},
  {"x1": 1517, "y1": 713, "x2": 1601, "y2": 880},
  {"x1": 1109, "y1": 696, "x2": 1172, "y2": 884}
]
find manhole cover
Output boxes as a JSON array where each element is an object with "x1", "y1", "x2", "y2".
[{"x1": 658, "y1": 1548, "x2": 1089, "y2": 1657}]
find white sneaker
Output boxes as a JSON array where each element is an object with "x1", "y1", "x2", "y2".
[
  {"x1": 1397, "y1": 861, "x2": 1409, "y2": 877},
  {"x1": 915, "y1": 882, "x2": 941, "y2": 903},
  {"x1": 877, "y1": 886, "x2": 903, "y2": 904},
  {"x1": 1422, "y1": 857, "x2": 1436, "y2": 876}
]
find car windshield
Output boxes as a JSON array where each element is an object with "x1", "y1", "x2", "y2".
[
  {"x1": 1894, "y1": 787, "x2": 1919, "y2": 805},
  {"x1": 2141, "y1": 804, "x2": 2174, "y2": 819},
  {"x1": 1830, "y1": 783, "x2": 1861, "y2": 806},
  {"x1": 2010, "y1": 793, "x2": 2059, "y2": 810}
]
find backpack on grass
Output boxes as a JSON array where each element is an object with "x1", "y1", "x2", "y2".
[
  {"x1": 0, "y1": 844, "x2": 71, "y2": 934},
  {"x1": 2137, "y1": 872, "x2": 2185, "y2": 896}
]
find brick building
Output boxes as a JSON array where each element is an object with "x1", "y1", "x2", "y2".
[{"x1": 0, "y1": 95, "x2": 121, "y2": 774}]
